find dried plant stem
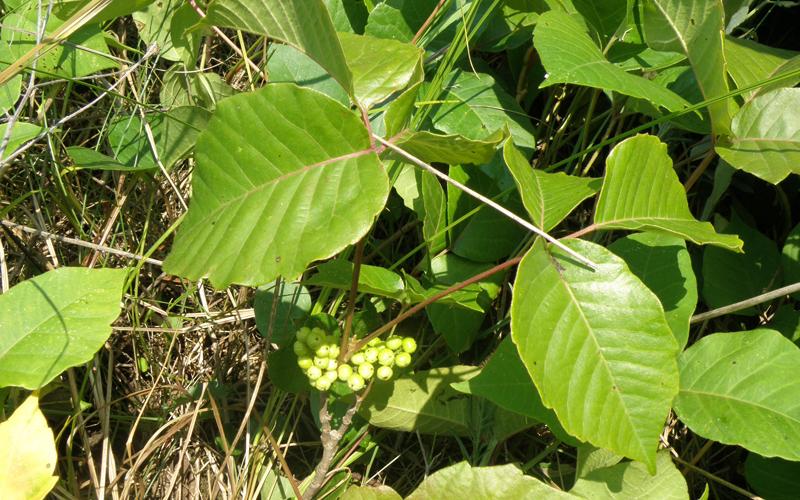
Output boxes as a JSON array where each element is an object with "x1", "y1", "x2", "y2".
[
  {"x1": 691, "y1": 280, "x2": 800, "y2": 323},
  {"x1": 304, "y1": 391, "x2": 366, "y2": 499}
]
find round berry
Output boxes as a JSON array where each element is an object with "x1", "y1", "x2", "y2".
[
  {"x1": 351, "y1": 352, "x2": 366, "y2": 365},
  {"x1": 395, "y1": 352, "x2": 411, "y2": 368},
  {"x1": 293, "y1": 340, "x2": 310, "y2": 356},
  {"x1": 347, "y1": 373, "x2": 365, "y2": 391},
  {"x1": 306, "y1": 330, "x2": 324, "y2": 350},
  {"x1": 378, "y1": 348, "x2": 395, "y2": 366},
  {"x1": 297, "y1": 356, "x2": 313, "y2": 370},
  {"x1": 376, "y1": 366, "x2": 393, "y2": 381},
  {"x1": 386, "y1": 336, "x2": 402, "y2": 351},
  {"x1": 368, "y1": 338, "x2": 382, "y2": 347},
  {"x1": 328, "y1": 345, "x2": 340, "y2": 359},
  {"x1": 315, "y1": 377, "x2": 332, "y2": 391},
  {"x1": 296, "y1": 327, "x2": 311, "y2": 343},
  {"x1": 358, "y1": 362, "x2": 374, "y2": 380},
  {"x1": 324, "y1": 370, "x2": 338, "y2": 383},
  {"x1": 306, "y1": 366, "x2": 322, "y2": 380},
  {"x1": 326, "y1": 358, "x2": 338, "y2": 371},
  {"x1": 313, "y1": 357, "x2": 328, "y2": 370},
  {"x1": 337, "y1": 363, "x2": 354, "y2": 381},
  {"x1": 402, "y1": 337, "x2": 417, "y2": 354},
  {"x1": 315, "y1": 344, "x2": 331, "y2": 358},
  {"x1": 364, "y1": 347, "x2": 379, "y2": 364}
]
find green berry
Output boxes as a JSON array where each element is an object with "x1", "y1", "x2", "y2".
[
  {"x1": 296, "y1": 327, "x2": 311, "y2": 343},
  {"x1": 337, "y1": 364, "x2": 354, "y2": 381},
  {"x1": 358, "y1": 363, "x2": 374, "y2": 380},
  {"x1": 306, "y1": 366, "x2": 322, "y2": 380},
  {"x1": 347, "y1": 373, "x2": 365, "y2": 391},
  {"x1": 297, "y1": 356, "x2": 313, "y2": 370},
  {"x1": 306, "y1": 330, "x2": 324, "y2": 350},
  {"x1": 315, "y1": 377, "x2": 332, "y2": 391},
  {"x1": 314, "y1": 357, "x2": 328, "y2": 370},
  {"x1": 364, "y1": 347, "x2": 379, "y2": 364},
  {"x1": 326, "y1": 358, "x2": 338, "y2": 371},
  {"x1": 368, "y1": 338, "x2": 381, "y2": 347},
  {"x1": 395, "y1": 352, "x2": 411, "y2": 368},
  {"x1": 376, "y1": 366, "x2": 393, "y2": 381},
  {"x1": 386, "y1": 336, "x2": 402, "y2": 351},
  {"x1": 324, "y1": 370, "x2": 338, "y2": 383},
  {"x1": 351, "y1": 352, "x2": 366, "y2": 365},
  {"x1": 378, "y1": 348, "x2": 395, "y2": 366},
  {"x1": 293, "y1": 340, "x2": 310, "y2": 356},
  {"x1": 402, "y1": 337, "x2": 417, "y2": 354},
  {"x1": 315, "y1": 344, "x2": 331, "y2": 358},
  {"x1": 328, "y1": 345, "x2": 340, "y2": 359}
]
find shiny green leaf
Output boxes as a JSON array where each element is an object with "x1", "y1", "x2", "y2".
[
  {"x1": 163, "y1": 84, "x2": 389, "y2": 288},
  {"x1": 511, "y1": 239, "x2": 679, "y2": 471},
  {"x1": 305, "y1": 260, "x2": 405, "y2": 300},
  {"x1": 571, "y1": 451, "x2": 689, "y2": 500},
  {"x1": 594, "y1": 135, "x2": 743, "y2": 251},
  {"x1": 394, "y1": 130, "x2": 502, "y2": 165},
  {"x1": 724, "y1": 37, "x2": 800, "y2": 101},
  {"x1": 675, "y1": 329, "x2": 800, "y2": 460}
]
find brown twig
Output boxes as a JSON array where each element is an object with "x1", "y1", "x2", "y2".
[
  {"x1": 345, "y1": 255, "x2": 523, "y2": 358},
  {"x1": 340, "y1": 239, "x2": 365, "y2": 362},
  {"x1": 683, "y1": 148, "x2": 717, "y2": 192},
  {"x1": 304, "y1": 390, "x2": 368, "y2": 499},
  {"x1": 412, "y1": 0, "x2": 448, "y2": 45}
]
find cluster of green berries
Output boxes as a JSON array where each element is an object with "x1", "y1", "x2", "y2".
[{"x1": 293, "y1": 326, "x2": 417, "y2": 393}]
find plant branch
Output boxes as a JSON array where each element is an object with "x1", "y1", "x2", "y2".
[
  {"x1": 345, "y1": 255, "x2": 523, "y2": 358},
  {"x1": 304, "y1": 389, "x2": 368, "y2": 499},
  {"x1": 373, "y1": 134, "x2": 598, "y2": 270},
  {"x1": 683, "y1": 149, "x2": 717, "y2": 192},
  {"x1": 690, "y1": 280, "x2": 800, "y2": 324},
  {"x1": 564, "y1": 223, "x2": 598, "y2": 241},
  {"x1": 340, "y1": 239, "x2": 366, "y2": 361},
  {"x1": 412, "y1": 0, "x2": 448, "y2": 45}
]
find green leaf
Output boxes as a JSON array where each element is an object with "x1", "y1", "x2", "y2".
[
  {"x1": 609, "y1": 232, "x2": 697, "y2": 349},
  {"x1": 267, "y1": 347, "x2": 308, "y2": 395},
  {"x1": 575, "y1": 445, "x2": 623, "y2": 478},
  {"x1": 716, "y1": 88, "x2": 800, "y2": 184},
  {"x1": 360, "y1": 366, "x2": 480, "y2": 434},
  {"x1": 305, "y1": 259, "x2": 405, "y2": 300},
  {"x1": 205, "y1": 0, "x2": 353, "y2": 94},
  {"x1": 160, "y1": 66, "x2": 236, "y2": 110},
  {"x1": 782, "y1": 221, "x2": 800, "y2": 291},
  {"x1": 260, "y1": 467, "x2": 296, "y2": 500},
  {"x1": 324, "y1": 0, "x2": 369, "y2": 33},
  {"x1": 0, "y1": 74, "x2": 21, "y2": 114},
  {"x1": 267, "y1": 44, "x2": 349, "y2": 106},
  {"x1": 406, "y1": 462, "x2": 573, "y2": 500},
  {"x1": 641, "y1": 0, "x2": 733, "y2": 134},
  {"x1": 675, "y1": 329, "x2": 800, "y2": 461},
  {"x1": 724, "y1": 37, "x2": 800, "y2": 102},
  {"x1": 52, "y1": 0, "x2": 156, "y2": 23},
  {"x1": 571, "y1": 451, "x2": 689, "y2": 500},
  {"x1": 338, "y1": 32, "x2": 422, "y2": 110},
  {"x1": 451, "y1": 336, "x2": 577, "y2": 445},
  {"x1": 503, "y1": 139, "x2": 600, "y2": 232},
  {"x1": 341, "y1": 485, "x2": 402, "y2": 500},
  {"x1": 745, "y1": 454, "x2": 800, "y2": 500},
  {"x1": 594, "y1": 135, "x2": 743, "y2": 251},
  {"x1": 364, "y1": 0, "x2": 442, "y2": 43},
  {"x1": 108, "y1": 106, "x2": 211, "y2": 170},
  {"x1": 254, "y1": 281, "x2": 311, "y2": 345},
  {"x1": 0, "y1": 395, "x2": 58, "y2": 500},
  {"x1": 426, "y1": 254, "x2": 502, "y2": 353},
  {"x1": 0, "y1": 5, "x2": 117, "y2": 79},
  {"x1": 511, "y1": 239, "x2": 679, "y2": 471},
  {"x1": 65, "y1": 147, "x2": 130, "y2": 171},
  {"x1": 701, "y1": 214, "x2": 779, "y2": 315},
  {"x1": 0, "y1": 267, "x2": 126, "y2": 389},
  {"x1": 0, "y1": 121, "x2": 43, "y2": 158},
  {"x1": 430, "y1": 70, "x2": 536, "y2": 150},
  {"x1": 393, "y1": 130, "x2": 502, "y2": 166},
  {"x1": 163, "y1": 84, "x2": 390, "y2": 288},
  {"x1": 132, "y1": 0, "x2": 201, "y2": 64},
  {"x1": 391, "y1": 164, "x2": 447, "y2": 254},
  {"x1": 534, "y1": 11, "x2": 689, "y2": 112}
]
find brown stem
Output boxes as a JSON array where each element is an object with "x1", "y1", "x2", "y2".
[
  {"x1": 564, "y1": 223, "x2": 598, "y2": 241},
  {"x1": 345, "y1": 255, "x2": 523, "y2": 358},
  {"x1": 304, "y1": 389, "x2": 368, "y2": 499},
  {"x1": 683, "y1": 149, "x2": 717, "y2": 192},
  {"x1": 412, "y1": 0, "x2": 447, "y2": 45},
  {"x1": 340, "y1": 239, "x2": 365, "y2": 362}
]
